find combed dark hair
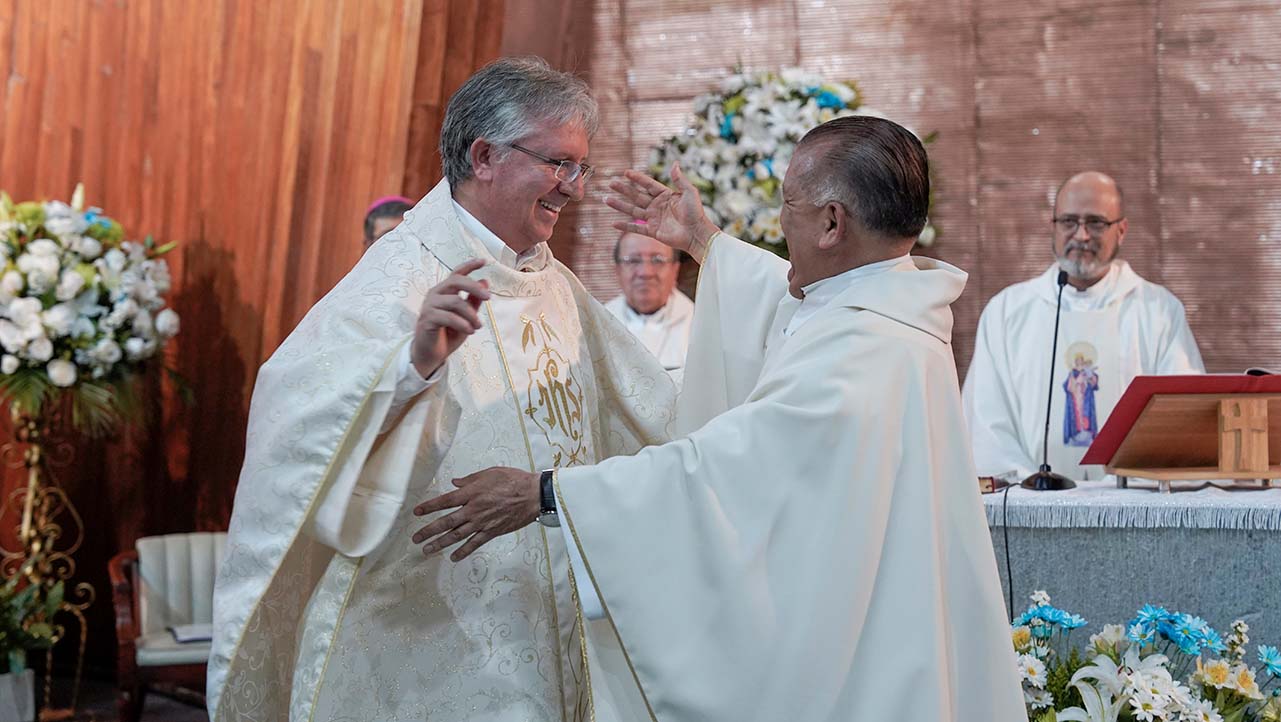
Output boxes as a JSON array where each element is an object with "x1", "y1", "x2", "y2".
[
  {"x1": 797, "y1": 116, "x2": 929, "y2": 239},
  {"x1": 438, "y1": 56, "x2": 598, "y2": 188},
  {"x1": 363, "y1": 199, "x2": 413, "y2": 242}
]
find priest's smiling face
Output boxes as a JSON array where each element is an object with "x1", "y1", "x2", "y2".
[
  {"x1": 469, "y1": 118, "x2": 590, "y2": 254},
  {"x1": 1052, "y1": 172, "x2": 1128, "y2": 288}
]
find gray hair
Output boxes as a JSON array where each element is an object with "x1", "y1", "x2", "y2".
[
  {"x1": 796, "y1": 116, "x2": 930, "y2": 240},
  {"x1": 439, "y1": 56, "x2": 599, "y2": 188}
]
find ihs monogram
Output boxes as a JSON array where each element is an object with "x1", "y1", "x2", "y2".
[{"x1": 521, "y1": 313, "x2": 587, "y2": 466}]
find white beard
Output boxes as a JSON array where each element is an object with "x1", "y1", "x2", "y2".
[{"x1": 1055, "y1": 241, "x2": 1114, "y2": 281}]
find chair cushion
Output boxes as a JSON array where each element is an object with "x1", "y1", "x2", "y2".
[
  {"x1": 136, "y1": 532, "x2": 226, "y2": 637},
  {"x1": 135, "y1": 632, "x2": 210, "y2": 667}
]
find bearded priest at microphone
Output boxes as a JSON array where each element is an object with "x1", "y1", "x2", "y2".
[{"x1": 962, "y1": 171, "x2": 1204, "y2": 484}]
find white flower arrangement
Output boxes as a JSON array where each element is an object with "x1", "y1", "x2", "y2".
[
  {"x1": 647, "y1": 67, "x2": 939, "y2": 258},
  {"x1": 0, "y1": 185, "x2": 179, "y2": 435}
]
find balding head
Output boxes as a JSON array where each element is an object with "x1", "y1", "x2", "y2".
[
  {"x1": 1054, "y1": 171, "x2": 1124, "y2": 219},
  {"x1": 1051, "y1": 171, "x2": 1128, "y2": 289}
]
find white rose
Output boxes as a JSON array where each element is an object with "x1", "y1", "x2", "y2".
[
  {"x1": 131, "y1": 309, "x2": 154, "y2": 337},
  {"x1": 0, "y1": 271, "x2": 23, "y2": 298},
  {"x1": 69, "y1": 317, "x2": 95, "y2": 339},
  {"x1": 46, "y1": 359, "x2": 76, "y2": 387},
  {"x1": 8, "y1": 298, "x2": 43, "y2": 339},
  {"x1": 55, "y1": 269, "x2": 85, "y2": 301},
  {"x1": 146, "y1": 260, "x2": 171, "y2": 294},
  {"x1": 122, "y1": 241, "x2": 146, "y2": 263},
  {"x1": 89, "y1": 338, "x2": 122, "y2": 365},
  {"x1": 0, "y1": 355, "x2": 17, "y2": 374},
  {"x1": 155, "y1": 308, "x2": 180, "y2": 338},
  {"x1": 0, "y1": 321, "x2": 22, "y2": 353},
  {"x1": 27, "y1": 336, "x2": 52, "y2": 362},
  {"x1": 41, "y1": 303, "x2": 78, "y2": 338},
  {"x1": 123, "y1": 336, "x2": 149, "y2": 361},
  {"x1": 43, "y1": 217, "x2": 82, "y2": 238},
  {"x1": 16, "y1": 253, "x2": 60, "y2": 291},
  {"x1": 103, "y1": 248, "x2": 126, "y2": 273},
  {"x1": 716, "y1": 190, "x2": 756, "y2": 219},
  {"x1": 26, "y1": 239, "x2": 61, "y2": 257},
  {"x1": 77, "y1": 237, "x2": 102, "y2": 260}
]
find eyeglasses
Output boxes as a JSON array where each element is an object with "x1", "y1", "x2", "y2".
[
  {"x1": 509, "y1": 143, "x2": 595, "y2": 184},
  {"x1": 616, "y1": 255, "x2": 679, "y2": 268},
  {"x1": 1052, "y1": 215, "x2": 1124, "y2": 236}
]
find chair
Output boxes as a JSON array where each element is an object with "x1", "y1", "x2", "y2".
[{"x1": 108, "y1": 532, "x2": 225, "y2": 722}]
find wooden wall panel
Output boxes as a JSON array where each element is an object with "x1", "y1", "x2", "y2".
[{"x1": 0, "y1": 0, "x2": 502, "y2": 675}]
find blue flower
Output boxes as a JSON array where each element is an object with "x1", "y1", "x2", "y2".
[
  {"x1": 83, "y1": 207, "x2": 112, "y2": 229},
  {"x1": 1032, "y1": 605, "x2": 1064, "y2": 625},
  {"x1": 1128, "y1": 622, "x2": 1155, "y2": 646},
  {"x1": 1061, "y1": 613, "x2": 1088, "y2": 630},
  {"x1": 1031, "y1": 624, "x2": 1055, "y2": 640},
  {"x1": 719, "y1": 113, "x2": 736, "y2": 140},
  {"x1": 1202, "y1": 628, "x2": 1227, "y2": 654},
  {"x1": 814, "y1": 89, "x2": 844, "y2": 109},
  {"x1": 1259, "y1": 645, "x2": 1281, "y2": 676},
  {"x1": 1135, "y1": 604, "x2": 1171, "y2": 627}
]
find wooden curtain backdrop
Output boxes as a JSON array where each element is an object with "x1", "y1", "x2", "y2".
[{"x1": 0, "y1": 0, "x2": 502, "y2": 673}]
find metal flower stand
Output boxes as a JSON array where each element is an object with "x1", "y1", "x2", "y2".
[{"x1": 0, "y1": 407, "x2": 95, "y2": 720}]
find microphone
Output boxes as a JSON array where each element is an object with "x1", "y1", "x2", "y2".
[{"x1": 1022, "y1": 269, "x2": 1076, "y2": 491}]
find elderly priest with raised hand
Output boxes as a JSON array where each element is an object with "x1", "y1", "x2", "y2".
[
  {"x1": 414, "y1": 116, "x2": 1025, "y2": 722},
  {"x1": 962, "y1": 171, "x2": 1204, "y2": 483}
]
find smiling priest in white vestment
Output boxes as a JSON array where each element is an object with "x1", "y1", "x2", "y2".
[
  {"x1": 415, "y1": 117, "x2": 1026, "y2": 722},
  {"x1": 207, "y1": 58, "x2": 678, "y2": 722}
]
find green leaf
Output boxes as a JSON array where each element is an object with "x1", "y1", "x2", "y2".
[
  {"x1": 152, "y1": 240, "x2": 178, "y2": 256},
  {"x1": 43, "y1": 581, "x2": 63, "y2": 619},
  {"x1": 24, "y1": 623, "x2": 51, "y2": 640},
  {"x1": 0, "y1": 369, "x2": 54, "y2": 421}
]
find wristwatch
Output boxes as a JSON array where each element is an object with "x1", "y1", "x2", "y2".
[{"x1": 537, "y1": 469, "x2": 560, "y2": 527}]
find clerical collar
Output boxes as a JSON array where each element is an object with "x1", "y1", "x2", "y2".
[
  {"x1": 451, "y1": 200, "x2": 546, "y2": 271},
  {"x1": 621, "y1": 293, "x2": 676, "y2": 322},
  {"x1": 783, "y1": 254, "x2": 912, "y2": 337},
  {"x1": 1049, "y1": 261, "x2": 1134, "y2": 311}
]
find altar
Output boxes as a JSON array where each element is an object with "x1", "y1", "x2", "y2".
[{"x1": 984, "y1": 480, "x2": 1281, "y2": 646}]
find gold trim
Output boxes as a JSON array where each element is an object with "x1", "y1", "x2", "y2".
[
  {"x1": 484, "y1": 301, "x2": 571, "y2": 722},
  {"x1": 692, "y1": 231, "x2": 723, "y2": 293},
  {"x1": 553, "y1": 470, "x2": 660, "y2": 722},
  {"x1": 304, "y1": 556, "x2": 365, "y2": 722},
  {"x1": 214, "y1": 337, "x2": 410, "y2": 721},
  {"x1": 566, "y1": 559, "x2": 595, "y2": 722}
]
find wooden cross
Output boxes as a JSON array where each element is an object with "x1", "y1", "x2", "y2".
[{"x1": 1218, "y1": 398, "x2": 1269, "y2": 473}]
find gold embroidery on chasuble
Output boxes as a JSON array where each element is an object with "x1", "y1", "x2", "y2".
[{"x1": 522, "y1": 313, "x2": 588, "y2": 468}]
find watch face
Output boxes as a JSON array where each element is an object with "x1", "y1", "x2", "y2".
[{"x1": 538, "y1": 512, "x2": 561, "y2": 528}]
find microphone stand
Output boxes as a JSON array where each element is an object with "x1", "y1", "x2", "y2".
[{"x1": 1022, "y1": 270, "x2": 1076, "y2": 491}]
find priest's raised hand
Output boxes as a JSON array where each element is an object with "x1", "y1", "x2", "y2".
[
  {"x1": 408, "y1": 257, "x2": 490, "y2": 378},
  {"x1": 607, "y1": 162, "x2": 719, "y2": 262},
  {"x1": 412, "y1": 466, "x2": 539, "y2": 561}
]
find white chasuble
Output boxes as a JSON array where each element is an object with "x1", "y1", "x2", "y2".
[
  {"x1": 208, "y1": 179, "x2": 677, "y2": 722},
  {"x1": 556, "y1": 236, "x2": 1027, "y2": 722},
  {"x1": 963, "y1": 262, "x2": 1204, "y2": 481}
]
